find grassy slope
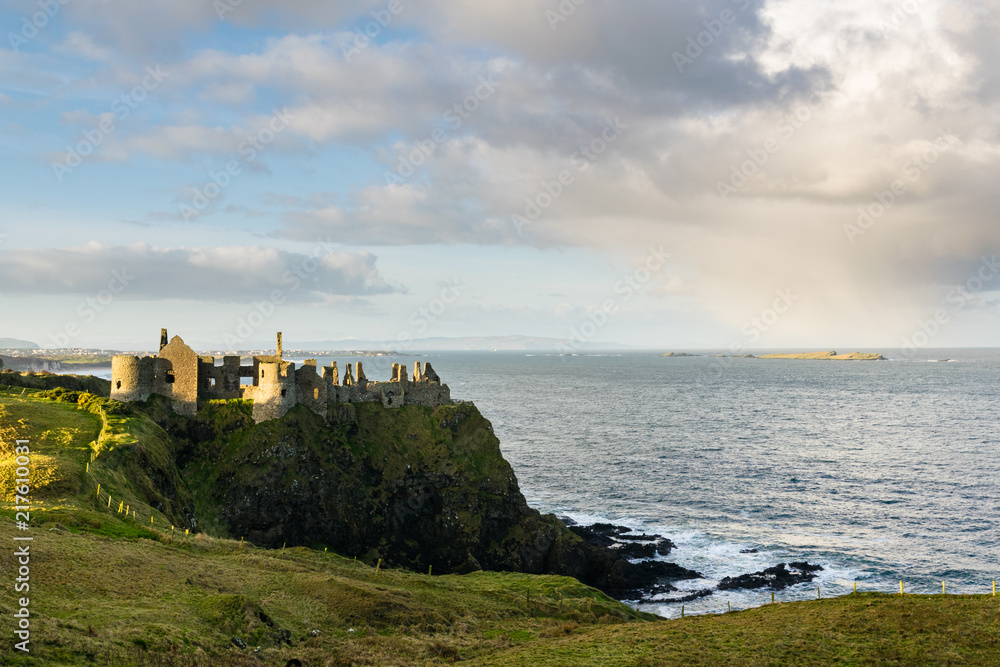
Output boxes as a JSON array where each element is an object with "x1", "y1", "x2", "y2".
[
  {"x1": 0, "y1": 386, "x2": 192, "y2": 532},
  {"x1": 0, "y1": 521, "x2": 642, "y2": 666},
  {"x1": 475, "y1": 594, "x2": 1000, "y2": 666},
  {"x1": 2, "y1": 386, "x2": 999, "y2": 666},
  {"x1": 0, "y1": 371, "x2": 111, "y2": 394}
]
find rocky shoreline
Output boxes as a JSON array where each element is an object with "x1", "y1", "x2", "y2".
[{"x1": 565, "y1": 520, "x2": 824, "y2": 604}]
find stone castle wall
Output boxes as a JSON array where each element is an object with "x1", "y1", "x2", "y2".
[{"x1": 111, "y1": 331, "x2": 453, "y2": 423}]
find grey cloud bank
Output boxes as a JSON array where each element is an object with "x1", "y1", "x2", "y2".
[{"x1": 0, "y1": 243, "x2": 395, "y2": 303}]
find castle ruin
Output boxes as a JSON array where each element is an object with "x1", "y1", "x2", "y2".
[{"x1": 110, "y1": 330, "x2": 451, "y2": 423}]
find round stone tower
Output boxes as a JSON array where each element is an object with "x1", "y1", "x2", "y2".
[
  {"x1": 111, "y1": 355, "x2": 153, "y2": 402},
  {"x1": 251, "y1": 360, "x2": 297, "y2": 422}
]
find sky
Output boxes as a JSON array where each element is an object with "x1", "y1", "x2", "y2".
[{"x1": 1, "y1": 0, "x2": 998, "y2": 351}]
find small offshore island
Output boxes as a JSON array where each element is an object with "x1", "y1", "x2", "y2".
[
  {"x1": 662, "y1": 350, "x2": 886, "y2": 361},
  {"x1": 757, "y1": 350, "x2": 886, "y2": 361}
]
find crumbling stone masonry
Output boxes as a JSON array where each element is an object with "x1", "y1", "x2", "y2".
[{"x1": 111, "y1": 330, "x2": 452, "y2": 423}]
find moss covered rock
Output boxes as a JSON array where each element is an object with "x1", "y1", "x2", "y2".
[{"x1": 149, "y1": 399, "x2": 697, "y2": 598}]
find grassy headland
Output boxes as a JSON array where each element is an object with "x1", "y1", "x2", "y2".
[{"x1": 2, "y1": 383, "x2": 998, "y2": 665}]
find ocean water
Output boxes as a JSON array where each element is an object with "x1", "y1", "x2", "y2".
[
  {"x1": 80, "y1": 349, "x2": 1000, "y2": 617},
  {"x1": 412, "y1": 349, "x2": 1000, "y2": 618}
]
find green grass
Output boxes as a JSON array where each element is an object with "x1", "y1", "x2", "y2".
[
  {"x1": 473, "y1": 593, "x2": 1000, "y2": 666},
  {"x1": 0, "y1": 518, "x2": 645, "y2": 666},
  {"x1": 2, "y1": 383, "x2": 999, "y2": 665},
  {"x1": 0, "y1": 386, "x2": 192, "y2": 531},
  {"x1": 0, "y1": 386, "x2": 102, "y2": 502},
  {"x1": 0, "y1": 371, "x2": 111, "y2": 395}
]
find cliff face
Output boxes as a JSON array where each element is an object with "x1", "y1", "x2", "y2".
[{"x1": 144, "y1": 398, "x2": 698, "y2": 598}]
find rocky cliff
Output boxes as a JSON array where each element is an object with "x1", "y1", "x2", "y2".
[{"x1": 143, "y1": 397, "x2": 699, "y2": 599}]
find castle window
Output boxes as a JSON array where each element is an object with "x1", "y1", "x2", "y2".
[
  {"x1": 209, "y1": 378, "x2": 216, "y2": 388},
  {"x1": 166, "y1": 371, "x2": 175, "y2": 384},
  {"x1": 261, "y1": 370, "x2": 265, "y2": 378},
  {"x1": 116, "y1": 380, "x2": 121, "y2": 390},
  {"x1": 281, "y1": 389, "x2": 287, "y2": 397}
]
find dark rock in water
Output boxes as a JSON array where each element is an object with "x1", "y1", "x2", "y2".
[
  {"x1": 569, "y1": 524, "x2": 676, "y2": 559},
  {"x1": 662, "y1": 588, "x2": 714, "y2": 604},
  {"x1": 606, "y1": 560, "x2": 702, "y2": 600},
  {"x1": 718, "y1": 562, "x2": 824, "y2": 591},
  {"x1": 789, "y1": 561, "x2": 824, "y2": 573},
  {"x1": 569, "y1": 524, "x2": 617, "y2": 549},
  {"x1": 588, "y1": 523, "x2": 633, "y2": 537},
  {"x1": 646, "y1": 583, "x2": 679, "y2": 597},
  {"x1": 617, "y1": 541, "x2": 658, "y2": 560},
  {"x1": 739, "y1": 548, "x2": 758, "y2": 554},
  {"x1": 558, "y1": 516, "x2": 578, "y2": 527}
]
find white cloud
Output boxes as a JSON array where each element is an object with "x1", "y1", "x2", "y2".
[
  {"x1": 7, "y1": 0, "x2": 1000, "y2": 345},
  {"x1": 0, "y1": 242, "x2": 398, "y2": 302},
  {"x1": 56, "y1": 32, "x2": 114, "y2": 61}
]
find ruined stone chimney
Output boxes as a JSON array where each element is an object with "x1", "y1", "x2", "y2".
[
  {"x1": 276, "y1": 332, "x2": 283, "y2": 359},
  {"x1": 324, "y1": 361, "x2": 339, "y2": 385},
  {"x1": 391, "y1": 363, "x2": 400, "y2": 382},
  {"x1": 356, "y1": 361, "x2": 366, "y2": 382},
  {"x1": 412, "y1": 361, "x2": 422, "y2": 382},
  {"x1": 399, "y1": 364, "x2": 408, "y2": 383},
  {"x1": 422, "y1": 362, "x2": 440, "y2": 384},
  {"x1": 159, "y1": 328, "x2": 168, "y2": 352},
  {"x1": 343, "y1": 363, "x2": 354, "y2": 386}
]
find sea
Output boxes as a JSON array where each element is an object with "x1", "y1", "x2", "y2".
[{"x1": 81, "y1": 348, "x2": 1000, "y2": 618}]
